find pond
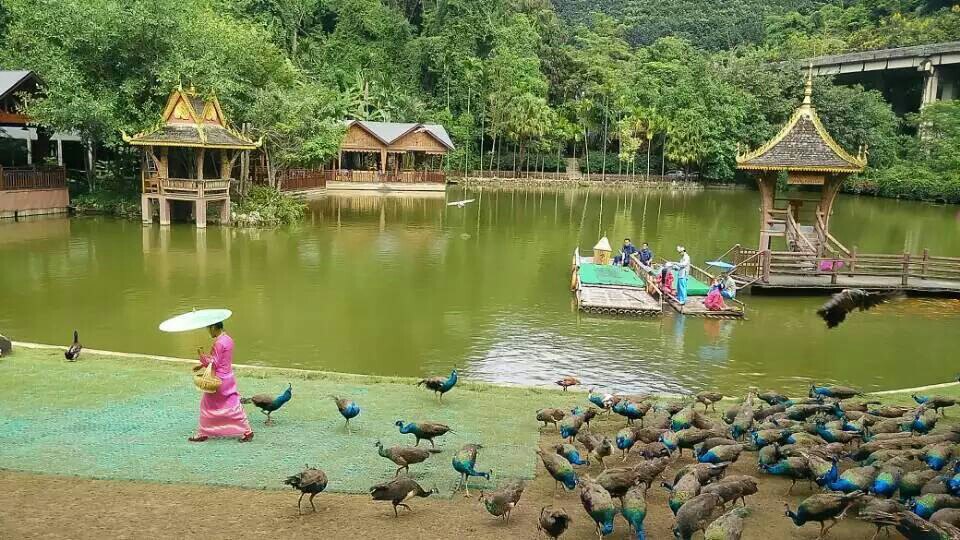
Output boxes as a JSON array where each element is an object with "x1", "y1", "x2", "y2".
[{"x1": 2, "y1": 185, "x2": 959, "y2": 395}]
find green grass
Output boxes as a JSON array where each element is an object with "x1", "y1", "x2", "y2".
[{"x1": 0, "y1": 347, "x2": 583, "y2": 496}]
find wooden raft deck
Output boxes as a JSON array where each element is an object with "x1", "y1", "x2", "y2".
[
  {"x1": 572, "y1": 250, "x2": 663, "y2": 317},
  {"x1": 647, "y1": 257, "x2": 747, "y2": 319}
]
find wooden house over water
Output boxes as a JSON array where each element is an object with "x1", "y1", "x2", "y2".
[
  {"x1": 331, "y1": 120, "x2": 453, "y2": 192},
  {"x1": 737, "y1": 70, "x2": 866, "y2": 255},
  {"x1": 0, "y1": 70, "x2": 75, "y2": 219},
  {"x1": 124, "y1": 87, "x2": 260, "y2": 227}
]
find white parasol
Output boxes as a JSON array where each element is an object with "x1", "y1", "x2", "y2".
[{"x1": 159, "y1": 309, "x2": 232, "y2": 333}]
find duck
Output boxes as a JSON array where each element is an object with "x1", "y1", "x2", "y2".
[
  {"x1": 579, "y1": 475, "x2": 616, "y2": 538},
  {"x1": 64, "y1": 330, "x2": 82, "y2": 361},
  {"x1": 284, "y1": 465, "x2": 328, "y2": 514},
  {"x1": 375, "y1": 441, "x2": 440, "y2": 476},
  {"x1": 479, "y1": 479, "x2": 524, "y2": 522},
  {"x1": 394, "y1": 420, "x2": 451, "y2": 447},
  {"x1": 452, "y1": 443, "x2": 491, "y2": 496},
  {"x1": 537, "y1": 408, "x2": 566, "y2": 429},
  {"x1": 537, "y1": 448, "x2": 577, "y2": 493},
  {"x1": 241, "y1": 383, "x2": 292, "y2": 425},
  {"x1": 621, "y1": 484, "x2": 647, "y2": 540},
  {"x1": 674, "y1": 493, "x2": 723, "y2": 539},
  {"x1": 332, "y1": 395, "x2": 360, "y2": 430},
  {"x1": 555, "y1": 443, "x2": 589, "y2": 466},
  {"x1": 784, "y1": 491, "x2": 863, "y2": 538},
  {"x1": 369, "y1": 477, "x2": 437, "y2": 517},
  {"x1": 538, "y1": 506, "x2": 572, "y2": 539},
  {"x1": 705, "y1": 506, "x2": 750, "y2": 540},
  {"x1": 418, "y1": 369, "x2": 458, "y2": 402},
  {"x1": 556, "y1": 376, "x2": 580, "y2": 391}
]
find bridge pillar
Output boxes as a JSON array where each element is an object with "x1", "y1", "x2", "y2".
[{"x1": 920, "y1": 60, "x2": 940, "y2": 108}]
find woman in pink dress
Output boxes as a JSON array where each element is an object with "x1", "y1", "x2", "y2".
[{"x1": 189, "y1": 322, "x2": 253, "y2": 442}]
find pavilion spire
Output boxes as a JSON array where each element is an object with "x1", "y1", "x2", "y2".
[{"x1": 802, "y1": 63, "x2": 814, "y2": 108}]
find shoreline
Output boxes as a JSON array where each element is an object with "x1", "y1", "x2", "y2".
[{"x1": 12, "y1": 340, "x2": 959, "y2": 397}]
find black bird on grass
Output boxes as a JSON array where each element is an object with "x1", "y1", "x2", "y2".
[
  {"x1": 369, "y1": 477, "x2": 437, "y2": 517},
  {"x1": 817, "y1": 289, "x2": 900, "y2": 329},
  {"x1": 284, "y1": 465, "x2": 328, "y2": 515},
  {"x1": 539, "y1": 506, "x2": 572, "y2": 538},
  {"x1": 65, "y1": 330, "x2": 82, "y2": 361}
]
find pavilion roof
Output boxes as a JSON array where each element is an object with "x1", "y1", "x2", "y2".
[
  {"x1": 736, "y1": 74, "x2": 866, "y2": 174},
  {"x1": 123, "y1": 87, "x2": 260, "y2": 150},
  {"x1": 344, "y1": 120, "x2": 454, "y2": 150},
  {"x1": 0, "y1": 70, "x2": 40, "y2": 101}
]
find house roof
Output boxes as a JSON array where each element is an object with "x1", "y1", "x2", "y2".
[
  {"x1": 0, "y1": 70, "x2": 40, "y2": 101},
  {"x1": 123, "y1": 87, "x2": 260, "y2": 150},
  {"x1": 737, "y1": 73, "x2": 866, "y2": 174},
  {"x1": 344, "y1": 120, "x2": 454, "y2": 150}
]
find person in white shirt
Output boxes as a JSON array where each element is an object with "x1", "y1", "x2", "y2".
[{"x1": 675, "y1": 245, "x2": 691, "y2": 304}]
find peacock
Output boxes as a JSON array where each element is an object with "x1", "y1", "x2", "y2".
[
  {"x1": 705, "y1": 506, "x2": 750, "y2": 540},
  {"x1": 948, "y1": 462, "x2": 960, "y2": 496},
  {"x1": 284, "y1": 465, "x2": 328, "y2": 515},
  {"x1": 555, "y1": 443, "x2": 589, "y2": 466},
  {"x1": 913, "y1": 394, "x2": 959, "y2": 416},
  {"x1": 664, "y1": 472, "x2": 702, "y2": 515},
  {"x1": 241, "y1": 383, "x2": 292, "y2": 425},
  {"x1": 907, "y1": 493, "x2": 960, "y2": 519},
  {"x1": 560, "y1": 412, "x2": 589, "y2": 442},
  {"x1": 931, "y1": 507, "x2": 960, "y2": 528},
  {"x1": 331, "y1": 395, "x2": 360, "y2": 430},
  {"x1": 417, "y1": 369, "x2": 457, "y2": 402},
  {"x1": 750, "y1": 428, "x2": 789, "y2": 448},
  {"x1": 64, "y1": 330, "x2": 82, "y2": 361},
  {"x1": 452, "y1": 443, "x2": 491, "y2": 496},
  {"x1": 588, "y1": 388, "x2": 616, "y2": 411},
  {"x1": 784, "y1": 491, "x2": 863, "y2": 538},
  {"x1": 816, "y1": 288, "x2": 899, "y2": 328},
  {"x1": 900, "y1": 469, "x2": 940, "y2": 501},
  {"x1": 809, "y1": 384, "x2": 863, "y2": 400},
  {"x1": 697, "y1": 443, "x2": 743, "y2": 465},
  {"x1": 671, "y1": 406, "x2": 698, "y2": 431},
  {"x1": 621, "y1": 484, "x2": 647, "y2": 540},
  {"x1": 814, "y1": 422, "x2": 862, "y2": 445},
  {"x1": 904, "y1": 409, "x2": 939, "y2": 434},
  {"x1": 857, "y1": 497, "x2": 906, "y2": 540},
  {"x1": 923, "y1": 443, "x2": 955, "y2": 471},
  {"x1": 871, "y1": 466, "x2": 903, "y2": 498},
  {"x1": 758, "y1": 390, "x2": 791, "y2": 406},
  {"x1": 579, "y1": 475, "x2": 616, "y2": 538},
  {"x1": 537, "y1": 408, "x2": 566, "y2": 429},
  {"x1": 827, "y1": 465, "x2": 878, "y2": 494},
  {"x1": 860, "y1": 505, "x2": 960, "y2": 540},
  {"x1": 729, "y1": 407, "x2": 755, "y2": 440},
  {"x1": 538, "y1": 506, "x2": 572, "y2": 539},
  {"x1": 577, "y1": 430, "x2": 614, "y2": 469},
  {"x1": 375, "y1": 441, "x2": 440, "y2": 476},
  {"x1": 612, "y1": 399, "x2": 650, "y2": 426},
  {"x1": 674, "y1": 493, "x2": 724, "y2": 540},
  {"x1": 394, "y1": 420, "x2": 451, "y2": 447},
  {"x1": 537, "y1": 448, "x2": 577, "y2": 493},
  {"x1": 479, "y1": 479, "x2": 524, "y2": 522},
  {"x1": 700, "y1": 475, "x2": 758, "y2": 507},
  {"x1": 760, "y1": 457, "x2": 813, "y2": 494},
  {"x1": 369, "y1": 476, "x2": 437, "y2": 517},
  {"x1": 695, "y1": 391, "x2": 724, "y2": 411}
]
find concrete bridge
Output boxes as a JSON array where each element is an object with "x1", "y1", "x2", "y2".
[{"x1": 805, "y1": 41, "x2": 960, "y2": 114}]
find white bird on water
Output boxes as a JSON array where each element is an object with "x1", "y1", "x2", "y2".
[{"x1": 447, "y1": 198, "x2": 475, "y2": 208}]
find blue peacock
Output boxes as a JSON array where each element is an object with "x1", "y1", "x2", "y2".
[
  {"x1": 241, "y1": 383, "x2": 292, "y2": 425},
  {"x1": 418, "y1": 369, "x2": 458, "y2": 402},
  {"x1": 332, "y1": 395, "x2": 360, "y2": 430},
  {"x1": 621, "y1": 484, "x2": 647, "y2": 540},
  {"x1": 537, "y1": 448, "x2": 577, "y2": 493},
  {"x1": 452, "y1": 443, "x2": 491, "y2": 496},
  {"x1": 580, "y1": 475, "x2": 616, "y2": 537}
]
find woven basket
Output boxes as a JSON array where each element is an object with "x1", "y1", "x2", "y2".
[{"x1": 193, "y1": 364, "x2": 222, "y2": 394}]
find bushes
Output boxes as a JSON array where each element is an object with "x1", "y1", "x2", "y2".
[
  {"x1": 849, "y1": 167, "x2": 960, "y2": 204},
  {"x1": 72, "y1": 191, "x2": 141, "y2": 219},
  {"x1": 231, "y1": 186, "x2": 306, "y2": 227}
]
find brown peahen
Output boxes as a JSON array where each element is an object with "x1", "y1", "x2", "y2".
[
  {"x1": 369, "y1": 477, "x2": 437, "y2": 517},
  {"x1": 538, "y1": 506, "x2": 572, "y2": 539},
  {"x1": 479, "y1": 479, "x2": 524, "y2": 522},
  {"x1": 284, "y1": 465, "x2": 328, "y2": 515},
  {"x1": 375, "y1": 440, "x2": 441, "y2": 476}
]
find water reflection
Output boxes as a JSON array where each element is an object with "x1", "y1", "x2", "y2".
[{"x1": 0, "y1": 187, "x2": 958, "y2": 393}]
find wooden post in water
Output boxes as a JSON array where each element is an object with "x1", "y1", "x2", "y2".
[
  {"x1": 849, "y1": 246, "x2": 857, "y2": 277},
  {"x1": 762, "y1": 250, "x2": 771, "y2": 283},
  {"x1": 902, "y1": 252, "x2": 911, "y2": 286},
  {"x1": 830, "y1": 256, "x2": 839, "y2": 285},
  {"x1": 922, "y1": 248, "x2": 929, "y2": 280}
]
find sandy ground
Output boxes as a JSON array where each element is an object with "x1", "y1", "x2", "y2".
[{"x1": 0, "y1": 444, "x2": 879, "y2": 540}]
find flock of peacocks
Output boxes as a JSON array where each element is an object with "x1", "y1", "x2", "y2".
[{"x1": 246, "y1": 365, "x2": 960, "y2": 539}]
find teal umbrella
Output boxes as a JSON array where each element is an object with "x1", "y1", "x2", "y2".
[
  {"x1": 705, "y1": 260, "x2": 736, "y2": 271},
  {"x1": 159, "y1": 309, "x2": 232, "y2": 333}
]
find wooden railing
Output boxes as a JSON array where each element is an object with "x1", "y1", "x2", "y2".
[
  {"x1": 331, "y1": 170, "x2": 446, "y2": 184},
  {"x1": 143, "y1": 177, "x2": 231, "y2": 198},
  {"x1": 727, "y1": 244, "x2": 960, "y2": 286},
  {"x1": 453, "y1": 170, "x2": 675, "y2": 182},
  {"x1": 278, "y1": 169, "x2": 327, "y2": 191},
  {"x1": 0, "y1": 166, "x2": 66, "y2": 191}
]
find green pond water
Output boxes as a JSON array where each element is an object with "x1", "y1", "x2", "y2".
[{"x1": 2, "y1": 186, "x2": 959, "y2": 394}]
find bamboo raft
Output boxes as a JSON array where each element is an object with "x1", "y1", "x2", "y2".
[
  {"x1": 649, "y1": 257, "x2": 747, "y2": 319},
  {"x1": 571, "y1": 249, "x2": 663, "y2": 317}
]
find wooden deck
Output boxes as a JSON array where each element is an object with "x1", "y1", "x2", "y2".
[
  {"x1": 577, "y1": 285, "x2": 663, "y2": 316},
  {"x1": 662, "y1": 295, "x2": 746, "y2": 319},
  {"x1": 752, "y1": 274, "x2": 960, "y2": 294}
]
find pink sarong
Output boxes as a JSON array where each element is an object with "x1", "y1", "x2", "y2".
[
  {"x1": 704, "y1": 288, "x2": 727, "y2": 311},
  {"x1": 197, "y1": 333, "x2": 251, "y2": 438}
]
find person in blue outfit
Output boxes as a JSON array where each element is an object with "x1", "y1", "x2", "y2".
[
  {"x1": 638, "y1": 242, "x2": 653, "y2": 266},
  {"x1": 674, "y1": 245, "x2": 691, "y2": 304},
  {"x1": 612, "y1": 238, "x2": 639, "y2": 266},
  {"x1": 719, "y1": 272, "x2": 737, "y2": 299}
]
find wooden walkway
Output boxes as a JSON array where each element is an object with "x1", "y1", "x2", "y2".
[
  {"x1": 728, "y1": 245, "x2": 960, "y2": 296},
  {"x1": 577, "y1": 285, "x2": 663, "y2": 316}
]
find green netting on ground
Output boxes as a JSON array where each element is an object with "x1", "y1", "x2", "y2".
[
  {"x1": 672, "y1": 272, "x2": 710, "y2": 296},
  {"x1": 0, "y1": 348, "x2": 582, "y2": 497},
  {"x1": 579, "y1": 263, "x2": 645, "y2": 287}
]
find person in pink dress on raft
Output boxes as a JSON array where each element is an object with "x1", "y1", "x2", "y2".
[{"x1": 189, "y1": 321, "x2": 253, "y2": 443}]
